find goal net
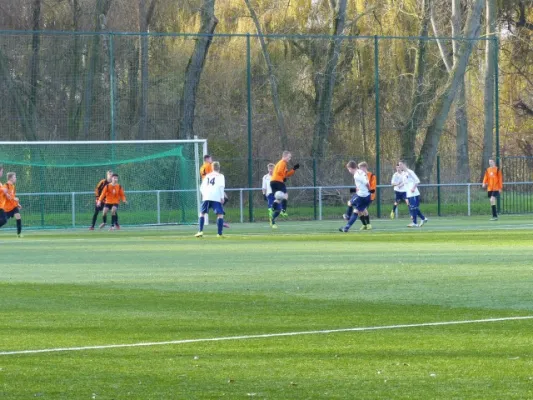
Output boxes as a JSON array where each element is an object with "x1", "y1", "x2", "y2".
[{"x1": 0, "y1": 140, "x2": 206, "y2": 229}]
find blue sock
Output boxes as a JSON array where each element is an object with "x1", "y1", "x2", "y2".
[
  {"x1": 345, "y1": 213, "x2": 358, "y2": 230},
  {"x1": 411, "y1": 209, "x2": 417, "y2": 224},
  {"x1": 217, "y1": 218, "x2": 223, "y2": 235},
  {"x1": 272, "y1": 210, "x2": 280, "y2": 222},
  {"x1": 199, "y1": 216, "x2": 205, "y2": 231},
  {"x1": 417, "y1": 210, "x2": 425, "y2": 221},
  {"x1": 345, "y1": 206, "x2": 353, "y2": 218}
]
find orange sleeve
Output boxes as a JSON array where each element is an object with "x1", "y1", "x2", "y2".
[
  {"x1": 98, "y1": 186, "x2": 108, "y2": 203},
  {"x1": 286, "y1": 169, "x2": 295, "y2": 178},
  {"x1": 482, "y1": 170, "x2": 489, "y2": 186},
  {"x1": 120, "y1": 186, "x2": 126, "y2": 202}
]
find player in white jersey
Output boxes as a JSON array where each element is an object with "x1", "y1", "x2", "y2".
[
  {"x1": 195, "y1": 161, "x2": 226, "y2": 238},
  {"x1": 262, "y1": 163, "x2": 275, "y2": 220},
  {"x1": 398, "y1": 160, "x2": 428, "y2": 227},
  {"x1": 390, "y1": 164, "x2": 409, "y2": 219},
  {"x1": 339, "y1": 161, "x2": 372, "y2": 232}
]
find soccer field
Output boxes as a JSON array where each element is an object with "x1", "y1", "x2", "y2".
[{"x1": 1, "y1": 217, "x2": 533, "y2": 399}]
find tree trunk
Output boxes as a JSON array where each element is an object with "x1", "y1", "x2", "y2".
[
  {"x1": 481, "y1": 0, "x2": 496, "y2": 177},
  {"x1": 399, "y1": 0, "x2": 431, "y2": 167},
  {"x1": 82, "y1": 0, "x2": 112, "y2": 139},
  {"x1": 416, "y1": 0, "x2": 484, "y2": 182},
  {"x1": 27, "y1": 0, "x2": 41, "y2": 140},
  {"x1": 137, "y1": 0, "x2": 157, "y2": 139},
  {"x1": 67, "y1": 0, "x2": 82, "y2": 139},
  {"x1": 311, "y1": 0, "x2": 348, "y2": 159},
  {"x1": 453, "y1": 0, "x2": 471, "y2": 182},
  {"x1": 177, "y1": 0, "x2": 218, "y2": 139},
  {"x1": 244, "y1": 0, "x2": 287, "y2": 150}
]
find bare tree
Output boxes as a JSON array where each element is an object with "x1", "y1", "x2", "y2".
[
  {"x1": 244, "y1": 0, "x2": 287, "y2": 150},
  {"x1": 67, "y1": 0, "x2": 82, "y2": 139},
  {"x1": 28, "y1": 0, "x2": 42, "y2": 140},
  {"x1": 481, "y1": 0, "x2": 496, "y2": 176},
  {"x1": 416, "y1": 0, "x2": 484, "y2": 182},
  {"x1": 311, "y1": 0, "x2": 348, "y2": 159},
  {"x1": 178, "y1": 0, "x2": 218, "y2": 139}
]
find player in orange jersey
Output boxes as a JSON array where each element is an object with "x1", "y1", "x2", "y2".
[
  {"x1": 269, "y1": 151, "x2": 299, "y2": 228},
  {"x1": 89, "y1": 170, "x2": 113, "y2": 230},
  {"x1": 97, "y1": 173, "x2": 127, "y2": 230},
  {"x1": 0, "y1": 165, "x2": 10, "y2": 229},
  {"x1": 2, "y1": 172, "x2": 23, "y2": 237},
  {"x1": 482, "y1": 158, "x2": 503, "y2": 221}
]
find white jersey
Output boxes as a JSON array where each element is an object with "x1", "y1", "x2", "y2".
[
  {"x1": 201, "y1": 171, "x2": 225, "y2": 202},
  {"x1": 262, "y1": 173, "x2": 272, "y2": 195},
  {"x1": 403, "y1": 168, "x2": 420, "y2": 198},
  {"x1": 391, "y1": 172, "x2": 407, "y2": 192},
  {"x1": 354, "y1": 169, "x2": 370, "y2": 197}
]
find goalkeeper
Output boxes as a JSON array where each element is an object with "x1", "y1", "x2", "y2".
[
  {"x1": 89, "y1": 170, "x2": 113, "y2": 230},
  {"x1": 269, "y1": 151, "x2": 299, "y2": 228}
]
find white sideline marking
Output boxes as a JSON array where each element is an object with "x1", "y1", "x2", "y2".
[{"x1": 1, "y1": 316, "x2": 532, "y2": 356}]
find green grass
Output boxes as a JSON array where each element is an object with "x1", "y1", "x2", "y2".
[{"x1": 1, "y1": 217, "x2": 533, "y2": 399}]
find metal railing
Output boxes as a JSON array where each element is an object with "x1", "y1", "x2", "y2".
[{"x1": 13, "y1": 182, "x2": 532, "y2": 229}]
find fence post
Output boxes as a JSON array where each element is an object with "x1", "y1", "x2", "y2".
[
  {"x1": 246, "y1": 33, "x2": 254, "y2": 222},
  {"x1": 494, "y1": 36, "x2": 501, "y2": 214},
  {"x1": 156, "y1": 190, "x2": 161, "y2": 225},
  {"x1": 239, "y1": 189, "x2": 244, "y2": 223},
  {"x1": 71, "y1": 192, "x2": 76, "y2": 228},
  {"x1": 467, "y1": 184, "x2": 471, "y2": 216},
  {"x1": 318, "y1": 187, "x2": 323, "y2": 221},
  {"x1": 374, "y1": 35, "x2": 381, "y2": 218},
  {"x1": 437, "y1": 155, "x2": 441, "y2": 217},
  {"x1": 313, "y1": 158, "x2": 317, "y2": 220}
]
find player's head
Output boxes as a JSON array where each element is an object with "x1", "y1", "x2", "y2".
[
  {"x1": 106, "y1": 170, "x2": 114, "y2": 180},
  {"x1": 212, "y1": 161, "x2": 220, "y2": 172},
  {"x1": 358, "y1": 161, "x2": 368, "y2": 172},
  {"x1": 489, "y1": 158, "x2": 496, "y2": 167},
  {"x1": 111, "y1": 173, "x2": 119, "y2": 183},
  {"x1": 346, "y1": 160, "x2": 357, "y2": 174},
  {"x1": 395, "y1": 163, "x2": 401, "y2": 172},
  {"x1": 204, "y1": 154, "x2": 212, "y2": 163},
  {"x1": 398, "y1": 160, "x2": 407, "y2": 171},
  {"x1": 267, "y1": 163, "x2": 275, "y2": 174},
  {"x1": 7, "y1": 172, "x2": 16, "y2": 183},
  {"x1": 282, "y1": 151, "x2": 292, "y2": 162}
]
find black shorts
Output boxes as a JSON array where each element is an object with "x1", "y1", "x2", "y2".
[
  {"x1": 104, "y1": 203, "x2": 119, "y2": 209},
  {"x1": 5, "y1": 208, "x2": 20, "y2": 219},
  {"x1": 270, "y1": 181, "x2": 286, "y2": 194},
  {"x1": 95, "y1": 201, "x2": 105, "y2": 212},
  {"x1": 395, "y1": 191, "x2": 407, "y2": 202},
  {"x1": 487, "y1": 191, "x2": 499, "y2": 198}
]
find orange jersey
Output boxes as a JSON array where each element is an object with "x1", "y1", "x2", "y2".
[
  {"x1": 367, "y1": 171, "x2": 377, "y2": 201},
  {"x1": 95, "y1": 179, "x2": 109, "y2": 199},
  {"x1": 200, "y1": 162, "x2": 213, "y2": 181},
  {"x1": 482, "y1": 166, "x2": 503, "y2": 191},
  {"x1": 99, "y1": 183, "x2": 126, "y2": 204},
  {"x1": 0, "y1": 182, "x2": 7, "y2": 210},
  {"x1": 3, "y1": 182, "x2": 19, "y2": 212},
  {"x1": 271, "y1": 159, "x2": 295, "y2": 183}
]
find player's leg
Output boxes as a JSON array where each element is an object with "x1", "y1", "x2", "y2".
[
  {"x1": 343, "y1": 201, "x2": 354, "y2": 221},
  {"x1": 100, "y1": 206, "x2": 109, "y2": 228},
  {"x1": 215, "y1": 202, "x2": 225, "y2": 237},
  {"x1": 90, "y1": 202, "x2": 101, "y2": 229},
  {"x1": 110, "y1": 206, "x2": 118, "y2": 229},
  {"x1": 280, "y1": 190, "x2": 289, "y2": 217},
  {"x1": 489, "y1": 192, "x2": 498, "y2": 220},
  {"x1": 14, "y1": 210, "x2": 22, "y2": 237},
  {"x1": 222, "y1": 193, "x2": 230, "y2": 228},
  {"x1": 0, "y1": 209, "x2": 7, "y2": 228},
  {"x1": 339, "y1": 195, "x2": 359, "y2": 232},
  {"x1": 195, "y1": 201, "x2": 209, "y2": 237},
  {"x1": 407, "y1": 197, "x2": 418, "y2": 227}
]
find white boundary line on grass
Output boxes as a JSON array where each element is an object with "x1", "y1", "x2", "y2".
[{"x1": 1, "y1": 316, "x2": 532, "y2": 356}]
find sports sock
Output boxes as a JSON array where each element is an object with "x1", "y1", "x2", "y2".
[
  {"x1": 365, "y1": 215, "x2": 371, "y2": 225},
  {"x1": 281, "y1": 199, "x2": 288, "y2": 211},
  {"x1": 111, "y1": 215, "x2": 117, "y2": 226},
  {"x1": 217, "y1": 218, "x2": 224, "y2": 235},
  {"x1": 345, "y1": 213, "x2": 358, "y2": 230},
  {"x1": 411, "y1": 208, "x2": 417, "y2": 225},
  {"x1": 392, "y1": 204, "x2": 397, "y2": 212},
  {"x1": 199, "y1": 216, "x2": 205, "y2": 231},
  {"x1": 91, "y1": 210, "x2": 99, "y2": 227},
  {"x1": 417, "y1": 210, "x2": 425, "y2": 221},
  {"x1": 102, "y1": 215, "x2": 107, "y2": 224},
  {"x1": 272, "y1": 210, "x2": 280, "y2": 222},
  {"x1": 115, "y1": 212, "x2": 119, "y2": 225},
  {"x1": 361, "y1": 215, "x2": 367, "y2": 226},
  {"x1": 16, "y1": 219, "x2": 22, "y2": 234},
  {"x1": 491, "y1": 205, "x2": 497, "y2": 217}
]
